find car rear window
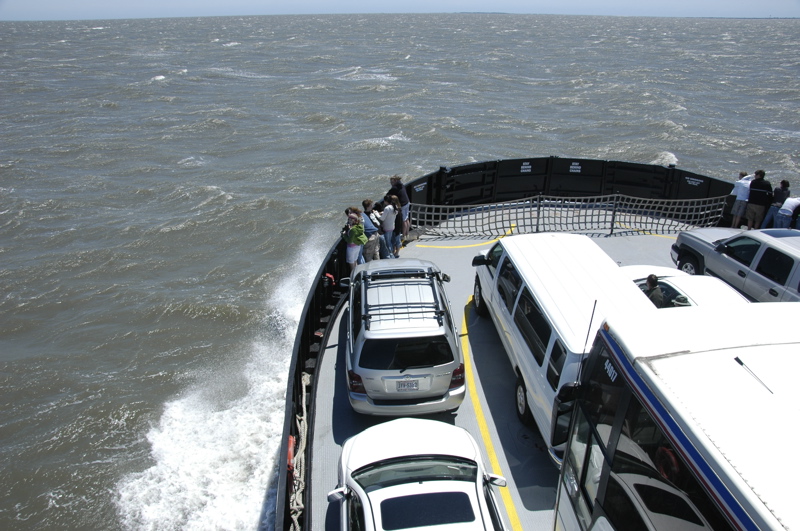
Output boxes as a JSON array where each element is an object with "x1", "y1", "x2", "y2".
[
  {"x1": 381, "y1": 492, "x2": 475, "y2": 530},
  {"x1": 359, "y1": 337, "x2": 454, "y2": 370}
]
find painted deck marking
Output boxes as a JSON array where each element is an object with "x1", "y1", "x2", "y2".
[
  {"x1": 416, "y1": 228, "x2": 514, "y2": 249},
  {"x1": 461, "y1": 298, "x2": 522, "y2": 531}
]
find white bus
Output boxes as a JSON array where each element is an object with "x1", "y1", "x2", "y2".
[{"x1": 552, "y1": 302, "x2": 799, "y2": 530}]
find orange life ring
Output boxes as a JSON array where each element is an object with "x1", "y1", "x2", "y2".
[{"x1": 655, "y1": 446, "x2": 680, "y2": 483}]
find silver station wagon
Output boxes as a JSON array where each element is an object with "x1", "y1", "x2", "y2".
[{"x1": 342, "y1": 259, "x2": 465, "y2": 416}]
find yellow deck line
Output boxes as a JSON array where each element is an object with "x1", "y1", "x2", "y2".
[
  {"x1": 417, "y1": 240, "x2": 498, "y2": 249},
  {"x1": 461, "y1": 298, "x2": 522, "y2": 531},
  {"x1": 416, "y1": 228, "x2": 515, "y2": 249}
]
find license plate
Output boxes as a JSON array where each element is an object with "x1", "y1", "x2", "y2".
[{"x1": 396, "y1": 380, "x2": 419, "y2": 391}]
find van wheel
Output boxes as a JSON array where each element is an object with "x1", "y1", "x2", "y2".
[
  {"x1": 473, "y1": 276, "x2": 489, "y2": 318},
  {"x1": 515, "y1": 376, "x2": 533, "y2": 426},
  {"x1": 678, "y1": 255, "x2": 699, "y2": 275}
]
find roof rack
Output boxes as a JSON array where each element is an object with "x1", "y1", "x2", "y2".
[{"x1": 361, "y1": 266, "x2": 446, "y2": 330}]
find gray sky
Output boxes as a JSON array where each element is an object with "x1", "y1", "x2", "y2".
[{"x1": 1, "y1": 0, "x2": 799, "y2": 21}]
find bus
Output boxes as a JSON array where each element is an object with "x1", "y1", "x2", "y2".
[{"x1": 551, "y1": 302, "x2": 798, "y2": 530}]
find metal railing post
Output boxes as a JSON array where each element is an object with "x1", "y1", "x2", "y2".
[
  {"x1": 536, "y1": 193, "x2": 542, "y2": 233},
  {"x1": 609, "y1": 194, "x2": 618, "y2": 235}
]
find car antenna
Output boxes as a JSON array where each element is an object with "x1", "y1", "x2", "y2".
[
  {"x1": 575, "y1": 300, "x2": 599, "y2": 383},
  {"x1": 583, "y1": 300, "x2": 598, "y2": 355}
]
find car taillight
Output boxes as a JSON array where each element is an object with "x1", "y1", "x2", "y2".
[
  {"x1": 348, "y1": 370, "x2": 365, "y2": 393},
  {"x1": 449, "y1": 363, "x2": 465, "y2": 389}
]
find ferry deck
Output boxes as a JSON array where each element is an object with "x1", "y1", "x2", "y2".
[{"x1": 306, "y1": 231, "x2": 678, "y2": 530}]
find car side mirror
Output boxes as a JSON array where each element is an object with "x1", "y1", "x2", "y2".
[
  {"x1": 441, "y1": 273, "x2": 451, "y2": 283},
  {"x1": 550, "y1": 382, "x2": 582, "y2": 447},
  {"x1": 327, "y1": 486, "x2": 347, "y2": 502},
  {"x1": 472, "y1": 255, "x2": 490, "y2": 267},
  {"x1": 714, "y1": 243, "x2": 728, "y2": 254},
  {"x1": 486, "y1": 473, "x2": 507, "y2": 487},
  {"x1": 556, "y1": 382, "x2": 580, "y2": 402}
]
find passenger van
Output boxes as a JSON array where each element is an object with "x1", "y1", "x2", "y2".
[{"x1": 471, "y1": 233, "x2": 655, "y2": 466}]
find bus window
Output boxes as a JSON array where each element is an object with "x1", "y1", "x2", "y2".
[
  {"x1": 603, "y1": 396, "x2": 734, "y2": 530},
  {"x1": 563, "y1": 411, "x2": 606, "y2": 530},
  {"x1": 602, "y1": 475, "x2": 648, "y2": 531},
  {"x1": 583, "y1": 341, "x2": 626, "y2": 448}
]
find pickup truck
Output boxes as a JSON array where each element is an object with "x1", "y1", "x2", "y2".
[{"x1": 670, "y1": 228, "x2": 800, "y2": 302}]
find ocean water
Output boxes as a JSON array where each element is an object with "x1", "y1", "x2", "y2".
[{"x1": 1, "y1": 13, "x2": 798, "y2": 530}]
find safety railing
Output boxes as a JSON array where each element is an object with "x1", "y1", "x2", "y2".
[{"x1": 410, "y1": 194, "x2": 728, "y2": 237}]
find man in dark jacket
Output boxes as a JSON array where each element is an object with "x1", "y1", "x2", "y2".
[
  {"x1": 645, "y1": 274, "x2": 663, "y2": 308},
  {"x1": 746, "y1": 170, "x2": 772, "y2": 230},
  {"x1": 388, "y1": 175, "x2": 410, "y2": 240}
]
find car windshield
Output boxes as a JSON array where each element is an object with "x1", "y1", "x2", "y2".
[
  {"x1": 359, "y1": 336, "x2": 454, "y2": 370},
  {"x1": 353, "y1": 455, "x2": 477, "y2": 492}
]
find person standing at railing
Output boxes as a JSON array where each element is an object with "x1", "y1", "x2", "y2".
[
  {"x1": 730, "y1": 171, "x2": 753, "y2": 229},
  {"x1": 761, "y1": 180, "x2": 790, "y2": 228},
  {"x1": 361, "y1": 199, "x2": 382, "y2": 261},
  {"x1": 389, "y1": 175, "x2": 410, "y2": 242},
  {"x1": 775, "y1": 196, "x2": 800, "y2": 229},
  {"x1": 746, "y1": 170, "x2": 772, "y2": 230},
  {"x1": 379, "y1": 195, "x2": 399, "y2": 258},
  {"x1": 372, "y1": 201, "x2": 392, "y2": 259},
  {"x1": 342, "y1": 212, "x2": 368, "y2": 273}
]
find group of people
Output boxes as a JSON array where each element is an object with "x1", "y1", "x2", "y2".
[
  {"x1": 730, "y1": 170, "x2": 799, "y2": 229},
  {"x1": 341, "y1": 175, "x2": 411, "y2": 272}
]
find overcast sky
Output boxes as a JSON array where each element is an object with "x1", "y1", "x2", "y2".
[{"x1": 1, "y1": 0, "x2": 799, "y2": 21}]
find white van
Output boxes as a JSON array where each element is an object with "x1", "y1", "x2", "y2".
[{"x1": 471, "y1": 233, "x2": 655, "y2": 467}]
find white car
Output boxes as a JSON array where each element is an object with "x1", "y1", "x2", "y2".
[
  {"x1": 621, "y1": 265, "x2": 750, "y2": 308},
  {"x1": 327, "y1": 418, "x2": 508, "y2": 531}
]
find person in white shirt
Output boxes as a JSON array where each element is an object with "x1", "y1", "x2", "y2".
[
  {"x1": 775, "y1": 196, "x2": 800, "y2": 229},
  {"x1": 730, "y1": 171, "x2": 753, "y2": 229}
]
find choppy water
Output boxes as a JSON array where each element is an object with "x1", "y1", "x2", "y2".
[{"x1": 1, "y1": 13, "x2": 798, "y2": 530}]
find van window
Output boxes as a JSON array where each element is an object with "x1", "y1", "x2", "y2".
[
  {"x1": 485, "y1": 243, "x2": 504, "y2": 278},
  {"x1": 513, "y1": 287, "x2": 551, "y2": 365},
  {"x1": 498, "y1": 259, "x2": 523, "y2": 313},
  {"x1": 546, "y1": 340, "x2": 567, "y2": 390},
  {"x1": 755, "y1": 247, "x2": 794, "y2": 285},
  {"x1": 723, "y1": 236, "x2": 761, "y2": 267}
]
